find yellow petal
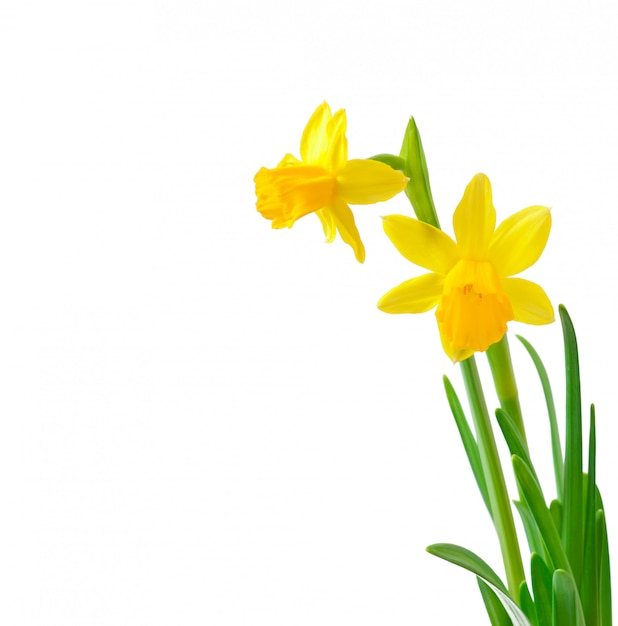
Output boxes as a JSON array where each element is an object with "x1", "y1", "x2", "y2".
[
  {"x1": 336, "y1": 159, "x2": 408, "y2": 205},
  {"x1": 382, "y1": 215, "x2": 459, "y2": 275},
  {"x1": 324, "y1": 108, "x2": 348, "y2": 172},
  {"x1": 489, "y1": 206, "x2": 552, "y2": 277},
  {"x1": 254, "y1": 165, "x2": 336, "y2": 228},
  {"x1": 503, "y1": 278, "x2": 554, "y2": 325},
  {"x1": 278, "y1": 153, "x2": 300, "y2": 167},
  {"x1": 316, "y1": 207, "x2": 336, "y2": 243},
  {"x1": 300, "y1": 102, "x2": 331, "y2": 165},
  {"x1": 377, "y1": 273, "x2": 444, "y2": 314},
  {"x1": 453, "y1": 173, "x2": 496, "y2": 259},
  {"x1": 329, "y1": 199, "x2": 365, "y2": 263}
]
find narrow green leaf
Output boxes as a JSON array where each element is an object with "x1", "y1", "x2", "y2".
[
  {"x1": 443, "y1": 375, "x2": 491, "y2": 516},
  {"x1": 495, "y1": 408, "x2": 539, "y2": 485},
  {"x1": 426, "y1": 543, "x2": 508, "y2": 593},
  {"x1": 478, "y1": 578, "x2": 512, "y2": 626},
  {"x1": 549, "y1": 500, "x2": 562, "y2": 538},
  {"x1": 398, "y1": 116, "x2": 440, "y2": 228},
  {"x1": 582, "y1": 406, "x2": 597, "y2": 625},
  {"x1": 514, "y1": 501, "x2": 550, "y2": 565},
  {"x1": 483, "y1": 580, "x2": 534, "y2": 626},
  {"x1": 531, "y1": 553, "x2": 553, "y2": 626},
  {"x1": 516, "y1": 335, "x2": 563, "y2": 498},
  {"x1": 513, "y1": 455, "x2": 571, "y2": 574},
  {"x1": 559, "y1": 305, "x2": 583, "y2": 587},
  {"x1": 519, "y1": 581, "x2": 538, "y2": 626},
  {"x1": 596, "y1": 508, "x2": 612, "y2": 626},
  {"x1": 551, "y1": 569, "x2": 586, "y2": 626}
]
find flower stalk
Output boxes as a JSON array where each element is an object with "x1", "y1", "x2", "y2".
[
  {"x1": 486, "y1": 335, "x2": 527, "y2": 449},
  {"x1": 460, "y1": 356, "x2": 525, "y2": 598}
]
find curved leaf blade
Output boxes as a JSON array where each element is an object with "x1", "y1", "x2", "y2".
[
  {"x1": 426, "y1": 543, "x2": 508, "y2": 593},
  {"x1": 552, "y1": 569, "x2": 586, "y2": 626},
  {"x1": 513, "y1": 455, "x2": 571, "y2": 574}
]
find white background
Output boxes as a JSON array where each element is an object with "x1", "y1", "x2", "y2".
[{"x1": 1, "y1": 0, "x2": 617, "y2": 623}]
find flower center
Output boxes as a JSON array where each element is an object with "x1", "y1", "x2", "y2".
[
  {"x1": 255, "y1": 165, "x2": 337, "y2": 228},
  {"x1": 436, "y1": 259, "x2": 513, "y2": 352}
]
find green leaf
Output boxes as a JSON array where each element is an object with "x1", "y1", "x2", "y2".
[
  {"x1": 559, "y1": 305, "x2": 583, "y2": 587},
  {"x1": 478, "y1": 578, "x2": 512, "y2": 626},
  {"x1": 581, "y1": 406, "x2": 597, "y2": 625},
  {"x1": 519, "y1": 581, "x2": 538, "y2": 626},
  {"x1": 516, "y1": 334, "x2": 563, "y2": 498},
  {"x1": 427, "y1": 543, "x2": 532, "y2": 625},
  {"x1": 443, "y1": 375, "x2": 491, "y2": 516},
  {"x1": 596, "y1": 508, "x2": 612, "y2": 626},
  {"x1": 426, "y1": 543, "x2": 508, "y2": 593},
  {"x1": 513, "y1": 455, "x2": 571, "y2": 574},
  {"x1": 398, "y1": 117, "x2": 440, "y2": 228},
  {"x1": 495, "y1": 408, "x2": 539, "y2": 485},
  {"x1": 549, "y1": 500, "x2": 562, "y2": 538},
  {"x1": 482, "y1": 581, "x2": 534, "y2": 625},
  {"x1": 552, "y1": 569, "x2": 586, "y2": 626},
  {"x1": 531, "y1": 553, "x2": 553, "y2": 626},
  {"x1": 514, "y1": 501, "x2": 549, "y2": 565}
]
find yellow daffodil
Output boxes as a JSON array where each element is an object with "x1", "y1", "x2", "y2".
[
  {"x1": 378, "y1": 173, "x2": 554, "y2": 362},
  {"x1": 254, "y1": 102, "x2": 409, "y2": 263}
]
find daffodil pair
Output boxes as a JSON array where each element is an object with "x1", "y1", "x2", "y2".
[{"x1": 254, "y1": 104, "x2": 554, "y2": 362}]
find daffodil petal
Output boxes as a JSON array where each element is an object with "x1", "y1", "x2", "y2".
[
  {"x1": 330, "y1": 199, "x2": 365, "y2": 263},
  {"x1": 336, "y1": 159, "x2": 408, "y2": 205},
  {"x1": 377, "y1": 273, "x2": 444, "y2": 314},
  {"x1": 489, "y1": 206, "x2": 552, "y2": 277},
  {"x1": 381, "y1": 215, "x2": 459, "y2": 275},
  {"x1": 300, "y1": 102, "x2": 331, "y2": 165},
  {"x1": 453, "y1": 173, "x2": 496, "y2": 259},
  {"x1": 278, "y1": 153, "x2": 300, "y2": 168},
  {"x1": 316, "y1": 207, "x2": 336, "y2": 243},
  {"x1": 324, "y1": 108, "x2": 348, "y2": 173},
  {"x1": 503, "y1": 278, "x2": 554, "y2": 325}
]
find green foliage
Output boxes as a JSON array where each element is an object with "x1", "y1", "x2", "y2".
[
  {"x1": 560, "y1": 305, "x2": 584, "y2": 587},
  {"x1": 398, "y1": 117, "x2": 440, "y2": 228},
  {"x1": 515, "y1": 334, "x2": 563, "y2": 497},
  {"x1": 426, "y1": 543, "x2": 508, "y2": 593},
  {"x1": 552, "y1": 570, "x2": 586, "y2": 625},
  {"x1": 513, "y1": 455, "x2": 571, "y2": 574},
  {"x1": 426, "y1": 543, "x2": 532, "y2": 624},
  {"x1": 530, "y1": 554, "x2": 552, "y2": 626},
  {"x1": 430, "y1": 306, "x2": 611, "y2": 625},
  {"x1": 479, "y1": 578, "x2": 513, "y2": 626},
  {"x1": 443, "y1": 375, "x2": 491, "y2": 516},
  {"x1": 519, "y1": 582, "x2": 538, "y2": 626}
]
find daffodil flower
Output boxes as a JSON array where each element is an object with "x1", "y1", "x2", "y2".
[
  {"x1": 378, "y1": 173, "x2": 554, "y2": 361},
  {"x1": 254, "y1": 103, "x2": 409, "y2": 263}
]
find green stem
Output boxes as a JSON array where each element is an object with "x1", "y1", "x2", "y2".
[
  {"x1": 486, "y1": 335, "x2": 528, "y2": 450},
  {"x1": 460, "y1": 355, "x2": 525, "y2": 599}
]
